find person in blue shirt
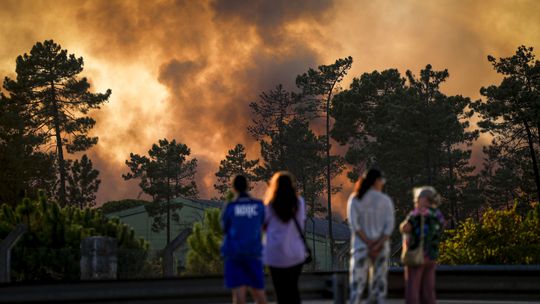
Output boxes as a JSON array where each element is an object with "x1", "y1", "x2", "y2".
[{"x1": 221, "y1": 175, "x2": 267, "y2": 304}]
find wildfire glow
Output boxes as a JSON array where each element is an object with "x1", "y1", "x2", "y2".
[{"x1": 1, "y1": 0, "x2": 539, "y2": 215}]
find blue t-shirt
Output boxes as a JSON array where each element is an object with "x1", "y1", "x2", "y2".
[{"x1": 221, "y1": 193, "x2": 265, "y2": 259}]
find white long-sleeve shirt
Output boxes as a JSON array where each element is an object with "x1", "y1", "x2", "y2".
[{"x1": 347, "y1": 190, "x2": 395, "y2": 253}]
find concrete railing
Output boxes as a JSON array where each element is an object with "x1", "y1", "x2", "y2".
[
  {"x1": 0, "y1": 266, "x2": 539, "y2": 303},
  {"x1": 0, "y1": 224, "x2": 27, "y2": 283}
]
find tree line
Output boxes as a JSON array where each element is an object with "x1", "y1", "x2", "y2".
[{"x1": 2, "y1": 40, "x2": 539, "y2": 250}]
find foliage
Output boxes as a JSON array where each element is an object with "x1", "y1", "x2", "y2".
[
  {"x1": 248, "y1": 84, "x2": 308, "y2": 140},
  {"x1": 296, "y1": 56, "x2": 354, "y2": 116},
  {"x1": 185, "y1": 208, "x2": 223, "y2": 275},
  {"x1": 2, "y1": 40, "x2": 110, "y2": 205},
  {"x1": 257, "y1": 118, "x2": 343, "y2": 216},
  {"x1": 100, "y1": 199, "x2": 149, "y2": 215},
  {"x1": 66, "y1": 154, "x2": 101, "y2": 209},
  {"x1": 331, "y1": 66, "x2": 478, "y2": 227},
  {"x1": 214, "y1": 144, "x2": 259, "y2": 200},
  {"x1": 0, "y1": 87, "x2": 55, "y2": 205},
  {"x1": 473, "y1": 46, "x2": 540, "y2": 206},
  {"x1": 123, "y1": 138, "x2": 198, "y2": 243},
  {"x1": 0, "y1": 193, "x2": 149, "y2": 281},
  {"x1": 439, "y1": 203, "x2": 540, "y2": 264},
  {"x1": 296, "y1": 56, "x2": 352, "y2": 257},
  {"x1": 249, "y1": 84, "x2": 343, "y2": 217}
]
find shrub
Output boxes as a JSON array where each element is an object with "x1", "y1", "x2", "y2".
[
  {"x1": 185, "y1": 208, "x2": 223, "y2": 275},
  {"x1": 0, "y1": 193, "x2": 149, "y2": 281},
  {"x1": 439, "y1": 203, "x2": 540, "y2": 264}
]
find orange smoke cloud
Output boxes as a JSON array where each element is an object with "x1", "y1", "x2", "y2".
[{"x1": 1, "y1": 0, "x2": 539, "y2": 217}]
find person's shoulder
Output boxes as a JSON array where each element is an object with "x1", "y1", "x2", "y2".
[
  {"x1": 223, "y1": 201, "x2": 235, "y2": 214},
  {"x1": 236, "y1": 196, "x2": 261, "y2": 204},
  {"x1": 250, "y1": 197, "x2": 264, "y2": 204},
  {"x1": 255, "y1": 199, "x2": 265, "y2": 210},
  {"x1": 224, "y1": 200, "x2": 237, "y2": 207},
  {"x1": 430, "y1": 207, "x2": 445, "y2": 221},
  {"x1": 372, "y1": 190, "x2": 393, "y2": 204},
  {"x1": 347, "y1": 192, "x2": 359, "y2": 204},
  {"x1": 407, "y1": 208, "x2": 421, "y2": 218}
]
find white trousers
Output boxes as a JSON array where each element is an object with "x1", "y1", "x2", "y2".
[{"x1": 349, "y1": 247, "x2": 389, "y2": 304}]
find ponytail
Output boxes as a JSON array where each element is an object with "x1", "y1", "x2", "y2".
[{"x1": 354, "y1": 168, "x2": 383, "y2": 200}]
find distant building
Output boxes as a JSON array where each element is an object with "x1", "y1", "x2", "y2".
[{"x1": 105, "y1": 196, "x2": 350, "y2": 272}]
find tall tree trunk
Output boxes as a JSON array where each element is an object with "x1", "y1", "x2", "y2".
[
  {"x1": 536, "y1": 122, "x2": 540, "y2": 147},
  {"x1": 447, "y1": 145, "x2": 457, "y2": 229},
  {"x1": 278, "y1": 106, "x2": 286, "y2": 170},
  {"x1": 166, "y1": 160, "x2": 171, "y2": 245},
  {"x1": 524, "y1": 121, "x2": 540, "y2": 202},
  {"x1": 325, "y1": 89, "x2": 334, "y2": 269},
  {"x1": 303, "y1": 180, "x2": 317, "y2": 271},
  {"x1": 424, "y1": 101, "x2": 433, "y2": 185},
  {"x1": 51, "y1": 82, "x2": 66, "y2": 206},
  {"x1": 166, "y1": 196, "x2": 170, "y2": 245}
]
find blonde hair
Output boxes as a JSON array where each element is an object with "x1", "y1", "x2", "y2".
[{"x1": 413, "y1": 186, "x2": 441, "y2": 207}]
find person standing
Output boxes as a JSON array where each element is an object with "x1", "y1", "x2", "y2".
[
  {"x1": 347, "y1": 169, "x2": 395, "y2": 304},
  {"x1": 263, "y1": 171, "x2": 307, "y2": 304},
  {"x1": 221, "y1": 175, "x2": 267, "y2": 304},
  {"x1": 400, "y1": 186, "x2": 445, "y2": 304}
]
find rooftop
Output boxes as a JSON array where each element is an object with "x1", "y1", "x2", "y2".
[{"x1": 107, "y1": 196, "x2": 350, "y2": 240}]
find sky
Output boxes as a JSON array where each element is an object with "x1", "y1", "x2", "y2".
[{"x1": 1, "y1": 0, "x2": 539, "y2": 216}]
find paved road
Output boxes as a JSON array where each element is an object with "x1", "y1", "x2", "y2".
[
  {"x1": 298, "y1": 299, "x2": 540, "y2": 304},
  {"x1": 268, "y1": 301, "x2": 540, "y2": 304}
]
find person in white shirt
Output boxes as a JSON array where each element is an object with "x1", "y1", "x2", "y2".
[{"x1": 347, "y1": 168, "x2": 395, "y2": 304}]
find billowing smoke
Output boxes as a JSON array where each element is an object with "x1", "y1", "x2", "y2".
[{"x1": 1, "y1": 0, "x2": 539, "y2": 216}]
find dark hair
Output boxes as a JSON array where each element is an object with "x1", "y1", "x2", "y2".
[
  {"x1": 265, "y1": 172, "x2": 298, "y2": 222},
  {"x1": 232, "y1": 175, "x2": 248, "y2": 193},
  {"x1": 354, "y1": 168, "x2": 383, "y2": 200}
]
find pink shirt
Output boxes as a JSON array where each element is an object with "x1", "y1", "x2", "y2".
[{"x1": 263, "y1": 197, "x2": 306, "y2": 267}]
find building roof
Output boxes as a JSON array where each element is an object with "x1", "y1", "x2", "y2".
[
  {"x1": 305, "y1": 217, "x2": 350, "y2": 241},
  {"x1": 107, "y1": 196, "x2": 350, "y2": 241},
  {"x1": 106, "y1": 196, "x2": 223, "y2": 218}
]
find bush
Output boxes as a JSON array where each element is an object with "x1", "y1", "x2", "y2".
[
  {"x1": 439, "y1": 203, "x2": 540, "y2": 264},
  {"x1": 0, "y1": 193, "x2": 150, "y2": 281},
  {"x1": 185, "y1": 208, "x2": 223, "y2": 275}
]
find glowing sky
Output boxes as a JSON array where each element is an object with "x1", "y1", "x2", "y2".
[{"x1": 1, "y1": 0, "x2": 539, "y2": 215}]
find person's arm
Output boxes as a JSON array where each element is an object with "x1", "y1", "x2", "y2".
[
  {"x1": 348, "y1": 195, "x2": 371, "y2": 245},
  {"x1": 260, "y1": 202, "x2": 265, "y2": 228},
  {"x1": 369, "y1": 235, "x2": 389, "y2": 252},
  {"x1": 437, "y1": 209, "x2": 446, "y2": 229},
  {"x1": 400, "y1": 221, "x2": 412, "y2": 233},
  {"x1": 262, "y1": 205, "x2": 270, "y2": 231},
  {"x1": 356, "y1": 229, "x2": 374, "y2": 246},
  {"x1": 368, "y1": 199, "x2": 394, "y2": 257},
  {"x1": 372, "y1": 199, "x2": 394, "y2": 246},
  {"x1": 221, "y1": 204, "x2": 231, "y2": 234},
  {"x1": 400, "y1": 208, "x2": 415, "y2": 234},
  {"x1": 383, "y1": 198, "x2": 395, "y2": 237},
  {"x1": 298, "y1": 196, "x2": 306, "y2": 230}
]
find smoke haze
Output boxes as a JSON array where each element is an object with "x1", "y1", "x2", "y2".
[{"x1": 1, "y1": 0, "x2": 539, "y2": 216}]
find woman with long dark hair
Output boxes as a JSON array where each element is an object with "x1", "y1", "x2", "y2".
[
  {"x1": 347, "y1": 168, "x2": 395, "y2": 304},
  {"x1": 263, "y1": 172, "x2": 307, "y2": 304}
]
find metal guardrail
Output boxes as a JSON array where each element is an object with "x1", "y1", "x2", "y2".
[{"x1": 0, "y1": 266, "x2": 539, "y2": 303}]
